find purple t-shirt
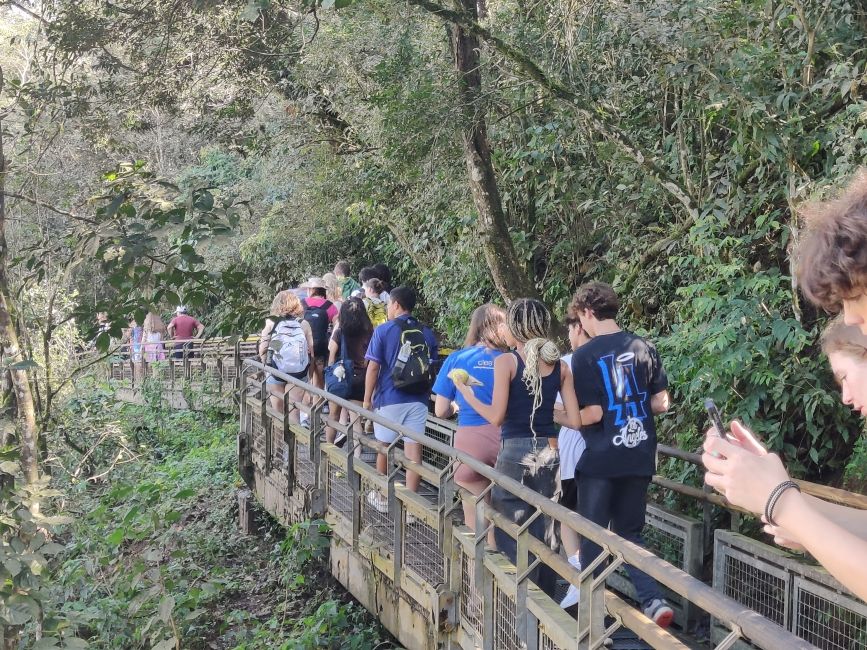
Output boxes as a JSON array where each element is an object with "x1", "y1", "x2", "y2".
[{"x1": 365, "y1": 315, "x2": 439, "y2": 408}]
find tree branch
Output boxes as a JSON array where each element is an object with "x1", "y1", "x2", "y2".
[
  {"x1": 403, "y1": 0, "x2": 699, "y2": 220},
  {"x1": 5, "y1": 192, "x2": 97, "y2": 225}
]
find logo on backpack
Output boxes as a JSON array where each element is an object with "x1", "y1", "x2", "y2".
[
  {"x1": 391, "y1": 318, "x2": 432, "y2": 394},
  {"x1": 267, "y1": 318, "x2": 309, "y2": 374}
]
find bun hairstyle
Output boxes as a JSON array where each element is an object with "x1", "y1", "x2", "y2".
[{"x1": 507, "y1": 298, "x2": 561, "y2": 441}]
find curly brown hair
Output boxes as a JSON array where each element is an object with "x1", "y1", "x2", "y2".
[
  {"x1": 821, "y1": 316, "x2": 867, "y2": 360},
  {"x1": 797, "y1": 171, "x2": 867, "y2": 311},
  {"x1": 569, "y1": 281, "x2": 620, "y2": 321}
]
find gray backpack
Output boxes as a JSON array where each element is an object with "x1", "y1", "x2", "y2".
[{"x1": 267, "y1": 318, "x2": 309, "y2": 374}]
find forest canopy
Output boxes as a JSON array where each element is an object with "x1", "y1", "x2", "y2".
[{"x1": 1, "y1": 0, "x2": 866, "y2": 487}]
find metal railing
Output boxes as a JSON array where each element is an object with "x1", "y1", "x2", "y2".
[
  {"x1": 102, "y1": 341, "x2": 867, "y2": 649},
  {"x1": 234, "y1": 360, "x2": 812, "y2": 650}
]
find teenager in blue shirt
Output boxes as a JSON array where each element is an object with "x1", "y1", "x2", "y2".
[
  {"x1": 363, "y1": 286, "x2": 439, "y2": 513},
  {"x1": 569, "y1": 282, "x2": 674, "y2": 627},
  {"x1": 433, "y1": 304, "x2": 508, "y2": 547}
]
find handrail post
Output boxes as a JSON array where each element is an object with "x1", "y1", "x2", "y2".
[
  {"x1": 577, "y1": 548, "x2": 610, "y2": 649},
  {"x1": 309, "y1": 395, "x2": 327, "y2": 490},
  {"x1": 282, "y1": 389, "x2": 295, "y2": 492},
  {"x1": 515, "y1": 509, "x2": 543, "y2": 644}
]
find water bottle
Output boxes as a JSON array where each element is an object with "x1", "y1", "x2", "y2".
[{"x1": 397, "y1": 340, "x2": 411, "y2": 363}]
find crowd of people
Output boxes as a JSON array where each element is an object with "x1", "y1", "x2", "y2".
[
  {"x1": 258, "y1": 260, "x2": 677, "y2": 626},
  {"x1": 109, "y1": 305, "x2": 207, "y2": 361},
  {"x1": 135, "y1": 170, "x2": 867, "y2": 626}
]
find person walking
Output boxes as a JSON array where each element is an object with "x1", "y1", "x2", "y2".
[
  {"x1": 433, "y1": 303, "x2": 508, "y2": 548},
  {"x1": 325, "y1": 297, "x2": 373, "y2": 444},
  {"x1": 569, "y1": 281, "x2": 674, "y2": 627},
  {"x1": 454, "y1": 298, "x2": 580, "y2": 597},
  {"x1": 142, "y1": 312, "x2": 167, "y2": 362},
  {"x1": 301, "y1": 277, "x2": 339, "y2": 395},
  {"x1": 363, "y1": 286, "x2": 438, "y2": 513},
  {"x1": 259, "y1": 290, "x2": 314, "y2": 421},
  {"x1": 334, "y1": 261, "x2": 361, "y2": 300},
  {"x1": 555, "y1": 314, "x2": 589, "y2": 609},
  {"x1": 167, "y1": 306, "x2": 204, "y2": 359}
]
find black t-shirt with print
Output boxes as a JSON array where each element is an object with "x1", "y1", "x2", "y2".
[{"x1": 570, "y1": 331, "x2": 668, "y2": 478}]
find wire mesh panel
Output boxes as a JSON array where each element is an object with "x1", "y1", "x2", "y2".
[
  {"x1": 721, "y1": 549, "x2": 788, "y2": 626},
  {"x1": 793, "y1": 577, "x2": 867, "y2": 650},
  {"x1": 326, "y1": 456, "x2": 353, "y2": 521},
  {"x1": 401, "y1": 510, "x2": 444, "y2": 586},
  {"x1": 539, "y1": 629, "x2": 565, "y2": 650},
  {"x1": 222, "y1": 362, "x2": 238, "y2": 385},
  {"x1": 493, "y1": 581, "x2": 521, "y2": 650},
  {"x1": 422, "y1": 418, "x2": 455, "y2": 470},
  {"x1": 295, "y1": 440, "x2": 316, "y2": 488},
  {"x1": 251, "y1": 416, "x2": 267, "y2": 468},
  {"x1": 459, "y1": 547, "x2": 483, "y2": 640},
  {"x1": 270, "y1": 418, "x2": 288, "y2": 471},
  {"x1": 642, "y1": 512, "x2": 685, "y2": 569},
  {"x1": 359, "y1": 475, "x2": 393, "y2": 554}
]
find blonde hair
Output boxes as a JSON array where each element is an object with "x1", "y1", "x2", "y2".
[
  {"x1": 507, "y1": 299, "x2": 561, "y2": 441},
  {"x1": 821, "y1": 317, "x2": 867, "y2": 360},
  {"x1": 143, "y1": 312, "x2": 166, "y2": 336},
  {"x1": 270, "y1": 290, "x2": 304, "y2": 318},
  {"x1": 323, "y1": 272, "x2": 341, "y2": 302}
]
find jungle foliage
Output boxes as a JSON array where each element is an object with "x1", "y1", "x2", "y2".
[{"x1": 0, "y1": 0, "x2": 866, "y2": 528}]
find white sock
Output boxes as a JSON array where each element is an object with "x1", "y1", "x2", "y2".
[{"x1": 568, "y1": 554, "x2": 581, "y2": 570}]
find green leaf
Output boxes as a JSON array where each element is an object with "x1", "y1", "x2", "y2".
[
  {"x1": 63, "y1": 638, "x2": 89, "y2": 649},
  {"x1": 31, "y1": 638, "x2": 60, "y2": 650},
  {"x1": 173, "y1": 488, "x2": 196, "y2": 499},
  {"x1": 3, "y1": 558, "x2": 21, "y2": 577},
  {"x1": 809, "y1": 447, "x2": 819, "y2": 463},
  {"x1": 2, "y1": 593, "x2": 40, "y2": 625},
  {"x1": 150, "y1": 639, "x2": 176, "y2": 650},
  {"x1": 106, "y1": 528, "x2": 125, "y2": 546},
  {"x1": 158, "y1": 594, "x2": 175, "y2": 623}
]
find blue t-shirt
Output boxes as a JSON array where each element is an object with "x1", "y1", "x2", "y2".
[
  {"x1": 432, "y1": 345, "x2": 502, "y2": 427},
  {"x1": 365, "y1": 314, "x2": 439, "y2": 409}
]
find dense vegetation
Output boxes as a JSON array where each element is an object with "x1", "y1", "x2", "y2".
[
  {"x1": 1, "y1": 0, "x2": 867, "y2": 642},
  {"x1": 5, "y1": 378, "x2": 391, "y2": 648}
]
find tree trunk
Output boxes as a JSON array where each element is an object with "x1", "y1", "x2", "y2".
[
  {"x1": 450, "y1": 1, "x2": 538, "y2": 304},
  {"x1": 0, "y1": 66, "x2": 39, "y2": 485}
]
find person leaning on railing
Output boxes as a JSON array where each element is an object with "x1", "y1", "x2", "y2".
[{"x1": 703, "y1": 171, "x2": 867, "y2": 602}]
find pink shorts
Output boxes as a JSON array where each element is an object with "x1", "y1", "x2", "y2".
[{"x1": 454, "y1": 423, "x2": 501, "y2": 485}]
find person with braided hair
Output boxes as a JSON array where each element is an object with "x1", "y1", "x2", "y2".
[
  {"x1": 569, "y1": 281, "x2": 674, "y2": 627},
  {"x1": 454, "y1": 298, "x2": 581, "y2": 598}
]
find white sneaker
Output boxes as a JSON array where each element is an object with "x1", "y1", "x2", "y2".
[
  {"x1": 366, "y1": 490, "x2": 388, "y2": 514},
  {"x1": 561, "y1": 555, "x2": 582, "y2": 609},
  {"x1": 299, "y1": 413, "x2": 310, "y2": 429}
]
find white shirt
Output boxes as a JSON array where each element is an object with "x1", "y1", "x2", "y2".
[{"x1": 557, "y1": 353, "x2": 586, "y2": 481}]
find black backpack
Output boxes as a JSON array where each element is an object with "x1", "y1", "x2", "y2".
[
  {"x1": 302, "y1": 299, "x2": 332, "y2": 358},
  {"x1": 391, "y1": 318, "x2": 432, "y2": 394}
]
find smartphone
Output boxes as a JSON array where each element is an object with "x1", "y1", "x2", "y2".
[{"x1": 704, "y1": 398, "x2": 725, "y2": 438}]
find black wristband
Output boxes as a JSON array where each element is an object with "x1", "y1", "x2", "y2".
[{"x1": 764, "y1": 479, "x2": 800, "y2": 526}]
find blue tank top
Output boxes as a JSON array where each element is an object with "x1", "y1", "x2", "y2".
[{"x1": 501, "y1": 352, "x2": 561, "y2": 439}]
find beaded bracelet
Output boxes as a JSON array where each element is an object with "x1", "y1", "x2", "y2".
[{"x1": 764, "y1": 479, "x2": 800, "y2": 526}]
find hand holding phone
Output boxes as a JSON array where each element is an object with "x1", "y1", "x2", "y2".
[
  {"x1": 705, "y1": 398, "x2": 725, "y2": 437},
  {"x1": 704, "y1": 398, "x2": 726, "y2": 458}
]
